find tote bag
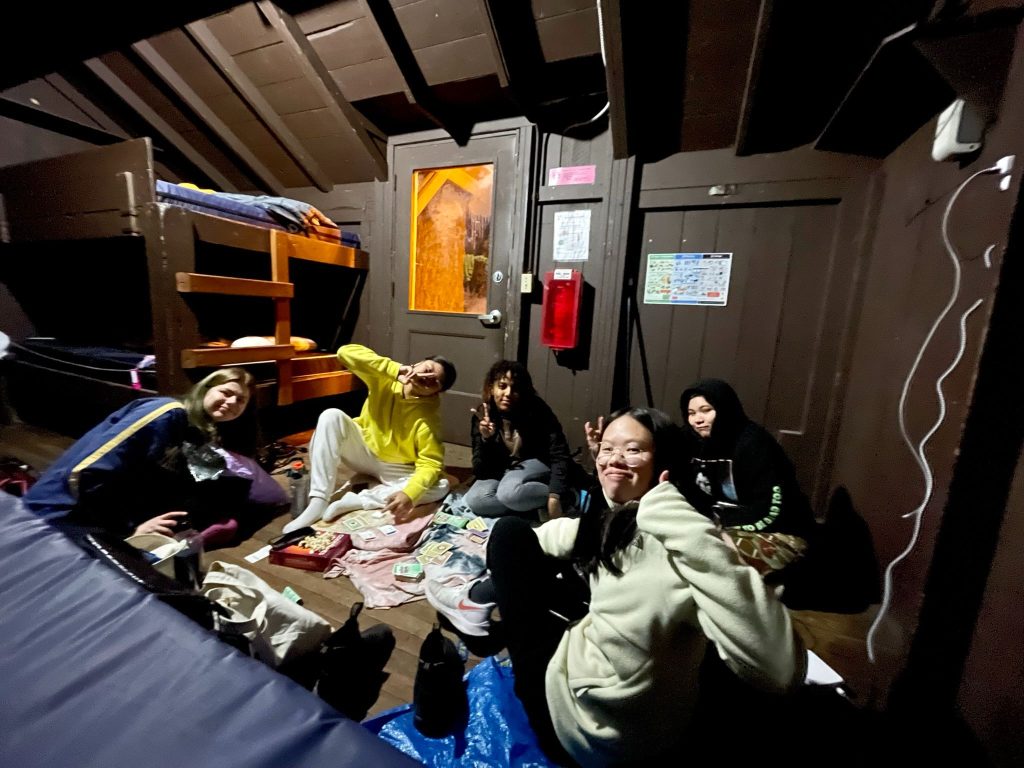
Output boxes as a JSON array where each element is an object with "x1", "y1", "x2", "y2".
[
  {"x1": 124, "y1": 532, "x2": 188, "y2": 579},
  {"x1": 202, "y1": 561, "x2": 331, "y2": 667}
]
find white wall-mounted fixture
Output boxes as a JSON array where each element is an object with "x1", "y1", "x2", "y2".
[{"x1": 931, "y1": 99, "x2": 983, "y2": 161}]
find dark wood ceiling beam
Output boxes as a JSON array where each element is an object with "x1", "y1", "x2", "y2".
[
  {"x1": 360, "y1": 0, "x2": 471, "y2": 145},
  {"x1": 476, "y1": 0, "x2": 545, "y2": 98},
  {"x1": 0, "y1": 95, "x2": 127, "y2": 146},
  {"x1": 83, "y1": 58, "x2": 238, "y2": 192},
  {"x1": 184, "y1": 20, "x2": 334, "y2": 193},
  {"x1": 472, "y1": 0, "x2": 510, "y2": 88},
  {"x1": 0, "y1": 2, "x2": 253, "y2": 90},
  {"x1": 598, "y1": 0, "x2": 631, "y2": 159},
  {"x1": 256, "y1": 1, "x2": 387, "y2": 179},
  {"x1": 43, "y1": 74, "x2": 131, "y2": 139},
  {"x1": 132, "y1": 40, "x2": 285, "y2": 195},
  {"x1": 732, "y1": 0, "x2": 935, "y2": 156},
  {"x1": 734, "y1": 0, "x2": 773, "y2": 155}
]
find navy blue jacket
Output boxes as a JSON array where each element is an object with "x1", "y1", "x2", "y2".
[{"x1": 25, "y1": 398, "x2": 199, "y2": 536}]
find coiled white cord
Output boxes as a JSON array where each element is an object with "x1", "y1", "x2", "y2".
[{"x1": 866, "y1": 165, "x2": 1000, "y2": 662}]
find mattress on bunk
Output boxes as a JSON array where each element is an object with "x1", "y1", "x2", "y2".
[
  {"x1": 156, "y1": 181, "x2": 362, "y2": 248},
  {"x1": 14, "y1": 338, "x2": 157, "y2": 389},
  {"x1": 0, "y1": 493, "x2": 418, "y2": 768}
]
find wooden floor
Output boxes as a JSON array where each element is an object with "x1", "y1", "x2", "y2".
[
  {"x1": 0, "y1": 420, "x2": 484, "y2": 719},
  {"x1": 1, "y1": 420, "x2": 879, "y2": 715}
]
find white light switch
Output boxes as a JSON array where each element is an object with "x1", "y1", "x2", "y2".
[{"x1": 521, "y1": 273, "x2": 533, "y2": 293}]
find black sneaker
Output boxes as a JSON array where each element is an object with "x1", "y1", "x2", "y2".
[
  {"x1": 413, "y1": 624, "x2": 467, "y2": 738},
  {"x1": 316, "y1": 602, "x2": 395, "y2": 721}
]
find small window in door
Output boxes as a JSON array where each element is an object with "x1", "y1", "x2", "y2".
[{"x1": 410, "y1": 164, "x2": 494, "y2": 314}]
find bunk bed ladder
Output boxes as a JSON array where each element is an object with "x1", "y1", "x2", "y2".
[{"x1": 270, "y1": 230, "x2": 294, "y2": 406}]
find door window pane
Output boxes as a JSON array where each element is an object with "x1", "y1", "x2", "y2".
[{"x1": 410, "y1": 164, "x2": 493, "y2": 314}]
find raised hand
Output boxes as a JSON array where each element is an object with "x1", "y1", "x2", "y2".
[
  {"x1": 584, "y1": 415, "x2": 605, "y2": 458},
  {"x1": 397, "y1": 364, "x2": 413, "y2": 384},
  {"x1": 471, "y1": 402, "x2": 495, "y2": 439},
  {"x1": 134, "y1": 510, "x2": 188, "y2": 536}
]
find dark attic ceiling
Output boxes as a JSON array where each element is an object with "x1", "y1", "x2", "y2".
[{"x1": 1, "y1": 1, "x2": 1022, "y2": 192}]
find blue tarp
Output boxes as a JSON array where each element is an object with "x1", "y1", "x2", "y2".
[{"x1": 364, "y1": 656, "x2": 557, "y2": 768}]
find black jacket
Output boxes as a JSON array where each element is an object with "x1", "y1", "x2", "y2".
[
  {"x1": 470, "y1": 396, "x2": 573, "y2": 497},
  {"x1": 680, "y1": 379, "x2": 815, "y2": 540}
]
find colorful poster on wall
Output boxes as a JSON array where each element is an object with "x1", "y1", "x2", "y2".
[
  {"x1": 553, "y1": 209, "x2": 591, "y2": 262},
  {"x1": 643, "y1": 252, "x2": 733, "y2": 306}
]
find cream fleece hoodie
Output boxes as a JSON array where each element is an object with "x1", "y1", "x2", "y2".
[{"x1": 534, "y1": 481, "x2": 805, "y2": 766}]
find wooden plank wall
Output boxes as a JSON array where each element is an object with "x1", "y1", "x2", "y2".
[
  {"x1": 521, "y1": 129, "x2": 632, "y2": 459},
  {"x1": 824, "y1": 22, "x2": 1024, "y2": 733},
  {"x1": 281, "y1": 181, "x2": 377, "y2": 350}
]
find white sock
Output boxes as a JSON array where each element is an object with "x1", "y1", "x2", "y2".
[
  {"x1": 322, "y1": 492, "x2": 365, "y2": 522},
  {"x1": 283, "y1": 497, "x2": 328, "y2": 533}
]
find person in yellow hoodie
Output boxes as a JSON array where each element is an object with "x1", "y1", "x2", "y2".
[
  {"x1": 485, "y1": 406, "x2": 806, "y2": 766},
  {"x1": 282, "y1": 344, "x2": 455, "y2": 534}
]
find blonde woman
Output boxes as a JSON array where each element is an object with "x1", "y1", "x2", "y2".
[{"x1": 25, "y1": 368, "x2": 254, "y2": 539}]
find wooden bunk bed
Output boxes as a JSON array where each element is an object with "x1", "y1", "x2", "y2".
[{"x1": 0, "y1": 138, "x2": 367, "y2": 433}]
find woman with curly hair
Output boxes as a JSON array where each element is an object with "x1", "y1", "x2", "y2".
[{"x1": 465, "y1": 360, "x2": 574, "y2": 520}]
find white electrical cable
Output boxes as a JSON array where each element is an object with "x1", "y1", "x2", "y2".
[
  {"x1": 562, "y1": 0, "x2": 610, "y2": 133},
  {"x1": 865, "y1": 165, "x2": 998, "y2": 662},
  {"x1": 983, "y1": 243, "x2": 995, "y2": 268}
]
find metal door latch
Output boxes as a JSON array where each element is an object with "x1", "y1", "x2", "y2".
[{"x1": 477, "y1": 309, "x2": 502, "y2": 327}]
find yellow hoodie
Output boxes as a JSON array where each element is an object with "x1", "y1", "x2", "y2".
[{"x1": 337, "y1": 344, "x2": 444, "y2": 502}]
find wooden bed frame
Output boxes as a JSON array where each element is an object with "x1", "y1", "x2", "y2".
[{"x1": 0, "y1": 138, "x2": 367, "y2": 420}]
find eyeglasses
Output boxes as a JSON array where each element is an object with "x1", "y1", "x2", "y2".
[{"x1": 595, "y1": 445, "x2": 650, "y2": 467}]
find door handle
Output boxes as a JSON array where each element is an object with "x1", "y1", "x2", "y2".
[{"x1": 477, "y1": 309, "x2": 502, "y2": 327}]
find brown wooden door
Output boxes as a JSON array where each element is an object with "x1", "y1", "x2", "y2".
[
  {"x1": 391, "y1": 129, "x2": 525, "y2": 445},
  {"x1": 629, "y1": 202, "x2": 844, "y2": 502}
]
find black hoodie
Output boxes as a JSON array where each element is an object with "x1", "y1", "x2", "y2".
[{"x1": 680, "y1": 379, "x2": 814, "y2": 540}]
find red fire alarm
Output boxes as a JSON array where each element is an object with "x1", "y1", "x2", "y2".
[{"x1": 540, "y1": 269, "x2": 583, "y2": 350}]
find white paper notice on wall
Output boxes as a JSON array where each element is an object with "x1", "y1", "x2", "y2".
[
  {"x1": 643, "y1": 252, "x2": 732, "y2": 306},
  {"x1": 553, "y1": 209, "x2": 591, "y2": 262}
]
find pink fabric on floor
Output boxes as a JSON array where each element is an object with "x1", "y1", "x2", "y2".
[
  {"x1": 333, "y1": 548, "x2": 428, "y2": 608},
  {"x1": 322, "y1": 503, "x2": 437, "y2": 608}
]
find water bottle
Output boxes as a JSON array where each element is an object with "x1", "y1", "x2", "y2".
[{"x1": 288, "y1": 460, "x2": 309, "y2": 518}]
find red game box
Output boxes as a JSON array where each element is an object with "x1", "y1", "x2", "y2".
[{"x1": 269, "y1": 531, "x2": 352, "y2": 572}]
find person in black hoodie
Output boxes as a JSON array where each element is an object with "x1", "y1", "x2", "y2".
[
  {"x1": 465, "y1": 361, "x2": 573, "y2": 520},
  {"x1": 679, "y1": 378, "x2": 816, "y2": 578}
]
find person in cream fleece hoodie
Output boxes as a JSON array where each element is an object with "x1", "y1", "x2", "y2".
[{"x1": 486, "y1": 407, "x2": 805, "y2": 766}]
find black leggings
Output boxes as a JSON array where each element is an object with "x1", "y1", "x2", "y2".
[{"x1": 487, "y1": 516, "x2": 589, "y2": 765}]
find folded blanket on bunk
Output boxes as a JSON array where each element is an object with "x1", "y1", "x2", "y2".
[
  {"x1": 218, "y1": 193, "x2": 337, "y2": 233},
  {"x1": 177, "y1": 183, "x2": 338, "y2": 233},
  {"x1": 157, "y1": 182, "x2": 361, "y2": 247}
]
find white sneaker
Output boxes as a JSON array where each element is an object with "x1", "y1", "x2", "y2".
[{"x1": 425, "y1": 580, "x2": 494, "y2": 637}]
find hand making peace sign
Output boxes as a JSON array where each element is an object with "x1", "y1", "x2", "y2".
[{"x1": 471, "y1": 402, "x2": 496, "y2": 439}]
